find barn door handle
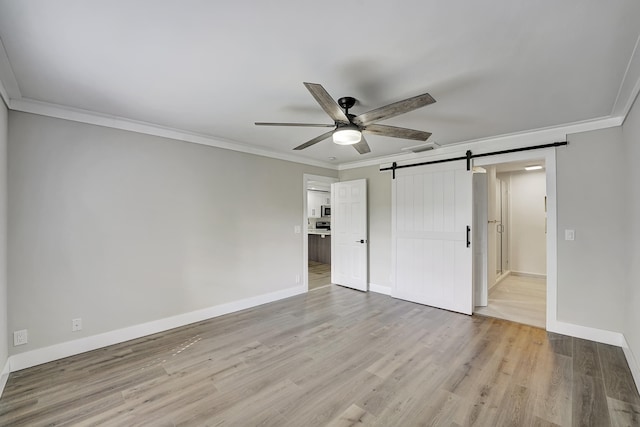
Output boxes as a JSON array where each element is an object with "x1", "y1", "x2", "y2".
[{"x1": 466, "y1": 226, "x2": 471, "y2": 248}]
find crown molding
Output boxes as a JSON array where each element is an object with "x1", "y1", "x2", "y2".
[
  {"x1": 0, "y1": 78, "x2": 7, "y2": 109},
  {"x1": 0, "y1": 37, "x2": 20, "y2": 107},
  {"x1": 4, "y1": 96, "x2": 626, "y2": 173},
  {"x1": 612, "y1": 33, "x2": 640, "y2": 119},
  {"x1": 338, "y1": 115, "x2": 624, "y2": 170},
  {"x1": 9, "y1": 98, "x2": 339, "y2": 170}
]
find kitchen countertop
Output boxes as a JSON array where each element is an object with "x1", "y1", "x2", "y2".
[{"x1": 308, "y1": 229, "x2": 331, "y2": 235}]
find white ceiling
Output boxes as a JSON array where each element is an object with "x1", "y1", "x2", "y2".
[{"x1": 0, "y1": 1, "x2": 639, "y2": 167}]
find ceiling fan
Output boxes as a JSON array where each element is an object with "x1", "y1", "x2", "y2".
[{"x1": 255, "y1": 82, "x2": 436, "y2": 154}]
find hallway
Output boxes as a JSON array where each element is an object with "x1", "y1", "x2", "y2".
[{"x1": 475, "y1": 274, "x2": 546, "y2": 328}]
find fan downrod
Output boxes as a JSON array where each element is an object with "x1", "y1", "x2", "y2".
[{"x1": 338, "y1": 97, "x2": 357, "y2": 113}]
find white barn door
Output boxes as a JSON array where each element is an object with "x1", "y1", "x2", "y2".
[
  {"x1": 332, "y1": 179, "x2": 368, "y2": 291},
  {"x1": 392, "y1": 161, "x2": 473, "y2": 314}
]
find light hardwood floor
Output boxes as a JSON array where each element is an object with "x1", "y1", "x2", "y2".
[
  {"x1": 308, "y1": 261, "x2": 331, "y2": 290},
  {"x1": 475, "y1": 274, "x2": 546, "y2": 329},
  {"x1": 0, "y1": 286, "x2": 638, "y2": 426}
]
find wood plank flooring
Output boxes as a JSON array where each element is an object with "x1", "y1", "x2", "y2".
[
  {"x1": 308, "y1": 261, "x2": 331, "y2": 290},
  {"x1": 0, "y1": 285, "x2": 638, "y2": 426},
  {"x1": 474, "y1": 274, "x2": 546, "y2": 328}
]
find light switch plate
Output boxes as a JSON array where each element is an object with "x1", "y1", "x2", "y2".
[{"x1": 565, "y1": 229, "x2": 575, "y2": 241}]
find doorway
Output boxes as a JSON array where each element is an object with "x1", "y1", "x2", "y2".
[
  {"x1": 303, "y1": 174, "x2": 337, "y2": 291},
  {"x1": 495, "y1": 175, "x2": 509, "y2": 279},
  {"x1": 474, "y1": 159, "x2": 547, "y2": 328}
]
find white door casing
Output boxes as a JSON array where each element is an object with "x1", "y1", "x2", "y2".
[
  {"x1": 392, "y1": 161, "x2": 473, "y2": 315},
  {"x1": 473, "y1": 171, "x2": 488, "y2": 307},
  {"x1": 331, "y1": 179, "x2": 368, "y2": 292},
  {"x1": 473, "y1": 147, "x2": 556, "y2": 331}
]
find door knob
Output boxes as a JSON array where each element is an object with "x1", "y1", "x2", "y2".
[{"x1": 356, "y1": 239, "x2": 367, "y2": 244}]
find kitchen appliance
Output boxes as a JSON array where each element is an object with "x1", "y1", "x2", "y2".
[
  {"x1": 321, "y1": 205, "x2": 331, "y2": 217},
  {"x1": 315, "y1": 221, "x2": 330, "y2": 230}
]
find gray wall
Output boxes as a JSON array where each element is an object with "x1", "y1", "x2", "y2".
[
  {"x1": 8, "y1": 111, "x2": 336, "y2": 354},
  {"x1": 622, "y1": 95, "x2": 640, "y2": 367},
  {"x1": 5, "y1": 106, "x2": 636, "y2": 360},
  {"x1": 0, "y1": 100, "x2": 7, "y2": 367},
  {"x1": 341, "y1": 128, "x2": 628, "y2": 335},
  {"x1": 557, "y1": 127, "x2": 626, "y2": 332},
  {"x1": 339, "y1": 165, "x2": 392, "y2": 289}
]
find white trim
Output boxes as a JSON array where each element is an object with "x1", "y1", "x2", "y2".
[
  {"x1": 620, "y1": 74, "x2": 640, "y2": 126},
  {"x1": 474, "y1": 147, "x2": 558, "y2": 333},
  {"x1": 0, "y1": 358, "x2": 9, "y2": 398},
  {"x1": 9, "y1": 98, "x2": 338, "y2": 171},
  {"x1": 612, "y1": 33, "x2": 640, "y2": 118},
  {"x1": 621, "y1": 335, "x2": 640, "y2": 397},
  {"x1": 490, "y1": 270, "x2": 511, "y2": 290},
  {"x1": 547, "y1": 320, "x2": 625, "y2": 347},
  {"x1": 2, "y1": 96, "x2": 624, "y2": 173},
  {"x1": 0, "y1": 38, "x2": 20, "y2": 106},
  {"x1": 369, "y1": 283, "x2": 391, "y2": 295},
  {"x1": 545, "y1": 151, "x2": 558, "y2": 335},
  {"x1": 7, "y1": 285, "x2": 305, "y2": 372},
  {"x1": 510, "y1": 271, "x2": 547, "y2": 280},
  {"x1": 340, "y1": 116, "x2": 622, "y2": 171},
  {"x1": 0, "y1": 77, "x2": 8, "y2": 108}
]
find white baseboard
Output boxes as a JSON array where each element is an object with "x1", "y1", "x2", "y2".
[
  {"x1": 369, "y1": 283, "x2": 391, "y2": 295},
  {"x1": 8, "y1": 285, "x2": 305, "y2": 373},
  {"x1": 511, "y1": 271, "x2": 547, "y2": 279},
  {"x1": 547, "y1": 323, "x2": 638, "y2": 396},
  {"x1": 0, "y1": 358, "x2": 9, "y2": 398},
  {"x1": 489, "y1": 270, "x2": 511, "y2": 290},
  {"x1": 622, "y1": 335, "x2": 640, "y2": 397},
  {"x1": 547, "y1": 320, "x2": 625, "y2": 347},
  {"x1": 4, "y1": 284, "x2": 637, "y2": 399}
]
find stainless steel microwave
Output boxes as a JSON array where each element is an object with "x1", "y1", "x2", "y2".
[{"x1": 321, "y1": 205, "x2": 331, "y2": 217}]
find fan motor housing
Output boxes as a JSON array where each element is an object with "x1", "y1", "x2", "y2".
[{"x1": 338, "y1": 97, "x2": 357, "y2": 111}]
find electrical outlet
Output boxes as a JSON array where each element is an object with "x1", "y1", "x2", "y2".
[
  {"x1": 72, "y1": 318, "x2": 82, "y2": 332},
  {"x1": 13, "y1": 329, "x2": 28, "y2": 346}
]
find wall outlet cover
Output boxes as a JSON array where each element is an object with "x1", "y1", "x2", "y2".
[
  {"x1": 72, "y1": 318, "x2": 82, "y2": 332},
  {"x1": 13, "y1": 329, "x2": 28, "y2": 346}
]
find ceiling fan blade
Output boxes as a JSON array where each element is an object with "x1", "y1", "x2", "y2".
[
  {"x1": 293, "y1": 130, "x2": 334, "y2": 151},
  {"x1": 303, "y1": 82, "x2": 350, "y2": 124},
  {"x1": 352, "y1": 135, "x2": 371, "y2": 155},
  {"x1": 363, "y1": 124, "x2": 432, "y2": 141},
  {"x1": 353, "y1": 93, "x2": 436, "y2": 126},
  {"x1": 255, "y1": 122, "x2": 334, "y2": 127}
]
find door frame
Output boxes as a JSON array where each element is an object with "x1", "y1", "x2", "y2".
[
  {"x1": 302, "y1": 174, "x2": 338, "y2": 292},
  {"x1": 473, "y1": 147, "x2": 557, "y2": 330},
  {"x1": 473, "y1": 170, "x2": 488, "y2": 307}
]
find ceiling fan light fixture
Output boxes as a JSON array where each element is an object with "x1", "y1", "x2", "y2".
[{"x1": 333, "y1": 125, "x2": 361, "y2": 145}]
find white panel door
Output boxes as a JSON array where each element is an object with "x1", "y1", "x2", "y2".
[
  {"x1": 331, "y1": 179, "x2": 368, "y2": 291},
  {"x1": 392, "y1": 161, "x2": 473, "y2": 314}
]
